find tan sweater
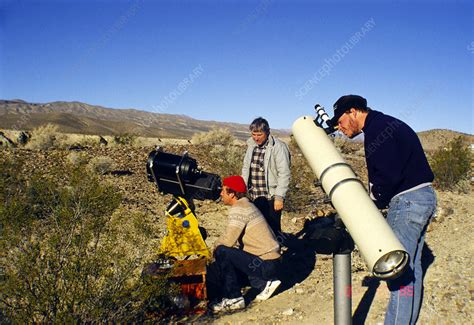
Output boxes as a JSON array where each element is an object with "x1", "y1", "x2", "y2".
[{"x1": 215, "y1": 197, "x2": 281, "y2": 260}]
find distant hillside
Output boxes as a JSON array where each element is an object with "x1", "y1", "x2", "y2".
[
  {"x1": 417, "y1": 129, "x2": 474, "y2": 152},
  {"x1": 1, "y1": 100, "x2": 471, "y2": 147},
  {"x1": 0, "y1": 99, "x2": 289, "y2": 140}
]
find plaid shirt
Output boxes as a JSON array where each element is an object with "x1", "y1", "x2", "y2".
[{"x1": 248, "y1": 140, "x2": 270, "y2": 200}]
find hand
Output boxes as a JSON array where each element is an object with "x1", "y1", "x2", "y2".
[{"x1": 274, "y1": 199, "x2": 284, "y2": 211}]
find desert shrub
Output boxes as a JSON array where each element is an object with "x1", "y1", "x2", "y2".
[
  {"x1": 89, "y1": 156, "x2": 115, "y2": 175},
  {"x1": 0, "y1": 157, "x2": 177, "y2": 322},
  {"x1": 333, "y1": 136, "x2": 362, "y2": 155},
  {"x1": 113, "y1": 133, "x2": 136, "y2": 146},
  {"x1": 77, "y1": 135, "x2": 100, "y2": 147},
  {"x1": 57, "y1": 134, "x2": 96, "y2": 148},
  {"x1": 208, "y1": 144, "x2": 246, "y2": 177},
  {"x1": 191, "y1": 127, "x2": 235, "y2": 146},
  {"x1": 453, "y1": 178, "x2": 471, "y2": 194},
  {"x1": 430, "y1": 136, "x2": 472, "y2": 190},
  {"x1": 67, "y1": 151, "x2": 88, "y2": 166},
  {"x1": 25, "y1": 123, "x2": 63, "y2": 149},
  {"x1": 131, "y1": 136, "x2": 147, "y2": 147}
]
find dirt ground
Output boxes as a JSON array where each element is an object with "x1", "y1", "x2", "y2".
[
  {"x1": 3, "y1": 144, "x2": 472, "y2": 324},
  {"x1": 185, "y1": 190, "x2": 473, "y2": 325}
]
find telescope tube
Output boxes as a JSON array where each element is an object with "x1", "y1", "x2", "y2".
[{"x1": 292, "y1": 116, "x2": 408, "y2": 279}]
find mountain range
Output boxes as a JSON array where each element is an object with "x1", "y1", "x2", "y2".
[
  {"x1": 0, "y1": 99, "x2": 273, "y2": 140},
  {"x1": 0, "y1": 99, "x2": 471, "y2": 147}
]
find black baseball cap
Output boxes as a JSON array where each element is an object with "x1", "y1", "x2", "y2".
[{"x1": 330, "y1": 95, "x2": 367, "y2": 126}]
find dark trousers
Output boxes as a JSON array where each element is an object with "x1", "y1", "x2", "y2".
[
  {"x1": 253, "y1": 196, "x2": 282, "y2": 235},
  {"x1": 206, "y1": 246, "x2": 279, "y2": 301}
]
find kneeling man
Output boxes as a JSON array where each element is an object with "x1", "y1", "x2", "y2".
[{"x1": 207, "y1": 175, "x2": 281, "y2": 313}]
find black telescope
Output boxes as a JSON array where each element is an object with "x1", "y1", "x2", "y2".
[{"x1": 146, "y1": 148, "x2": 221, "y2": 201}]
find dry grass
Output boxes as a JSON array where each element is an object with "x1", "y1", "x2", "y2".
[
  {"x1": 191, "y1": 127, "x2": 236, "y2": 146},
  {"x1": 67, "y1": 151, "x2": 88, "y2": 166},
  {"x1": 333, "y1": 137, "x2": 363, "y2": 155},
  {"x1": 25, "y1": 124, "x2": 64, "y2": 149},
  {"x1": 63, "y1": 134, "x2": 101, "y2": 147},
  {"x1": 88, "y1": 156, "x2": 115, "y2": 175}
]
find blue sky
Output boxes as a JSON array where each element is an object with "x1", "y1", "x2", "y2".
[{"x1": 1, "y1": 0, "x2": 472, "y2": 134}]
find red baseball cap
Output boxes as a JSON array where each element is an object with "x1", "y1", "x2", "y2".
[{"x1": 223, "y1": 176, "x2": 247, "y2": 193}]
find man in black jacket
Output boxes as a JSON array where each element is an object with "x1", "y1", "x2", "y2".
[{"x1": 330, "y1": 95, "x2": 437, "y2": 325}]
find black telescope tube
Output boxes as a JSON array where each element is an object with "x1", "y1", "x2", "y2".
[
  {"x1": 146, "y1": 149, "x2": 222, "y2": 201},
  {"x1": 147, "y1": 150, "x2": 198, "y2": 182}
]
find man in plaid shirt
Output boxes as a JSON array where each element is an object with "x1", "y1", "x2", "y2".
[{"x1": 242, "y1": 117, "x2": 291, "y2": 236}]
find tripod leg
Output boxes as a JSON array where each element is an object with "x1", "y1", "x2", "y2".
[{"x1": 334, "y1": 252, "x2": 352, "y2": 325}]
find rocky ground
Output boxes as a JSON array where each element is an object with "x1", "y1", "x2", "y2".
[
  {"x1": 205, "y1": 191, "x2": 474, "y2": 325},
  {"x1": 2, "y1": 142, "x2": 472, "y2": 324}
]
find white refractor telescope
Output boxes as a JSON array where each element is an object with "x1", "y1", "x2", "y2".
[{"x1": 292, "y1": 110, "x2": 408, "y2": 279}]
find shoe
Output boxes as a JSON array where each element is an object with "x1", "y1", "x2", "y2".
[
  {"x1": 255, "y1": 279, "x2": 281, "y2": 301},
  {"x1": 210, "y1": 297, "x2": 245, "y2": 313}
]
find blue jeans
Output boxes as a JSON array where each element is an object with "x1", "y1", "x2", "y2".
[
  {"x1": 207, "y1": 246, "x2": 279, "y2": 300},
  {"x1": 384, "y1": 186, "x2": 436, "y2": 325}
]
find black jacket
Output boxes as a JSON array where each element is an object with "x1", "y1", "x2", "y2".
[{"x1": 363, "y1": 110, "x2": 434, "y2": 209}]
